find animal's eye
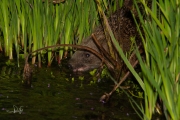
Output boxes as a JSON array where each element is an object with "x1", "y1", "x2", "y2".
[{"x1": 85, "y1": 53, "x2": 90, "y2": 58}]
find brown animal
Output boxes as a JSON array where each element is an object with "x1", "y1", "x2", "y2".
[{"x1": 68, "y1": 0, "x2": 141, "y2": 73}]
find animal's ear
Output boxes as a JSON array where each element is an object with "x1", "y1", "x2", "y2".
[{"x1": 92, "y1": 27, "x2": 106, "y2": 44}]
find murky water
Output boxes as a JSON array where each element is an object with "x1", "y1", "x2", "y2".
[{"x1": 0, "y1": 59, "x2": 141, "y2": 120}]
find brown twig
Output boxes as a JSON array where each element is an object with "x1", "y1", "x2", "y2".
[
  {"x1": 99, "y1": 59, "x2": 139, "y2": 103},
  {"x1": 23, "y1": 44, "x2": 115, "y2": 84},
  {"x1": 24, "y1": 44, "x2": 112, "y2": 66},
  {"x1": 99, "y1": 45, "x2": 143, "y2": 103},
  {"x1": 91, "y1": 33, "x2": 118, "y2": 68}
]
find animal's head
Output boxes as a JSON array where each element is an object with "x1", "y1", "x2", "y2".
[{"x1": 68, "y1": 32, "x2": 107, "y2": 72}]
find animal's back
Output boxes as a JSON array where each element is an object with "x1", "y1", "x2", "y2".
[{"x1": 68, "y1": 0, "x2": 141, "y2": 72}]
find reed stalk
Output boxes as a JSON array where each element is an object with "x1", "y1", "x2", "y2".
[
  {"x1": 0, "y1": 0, "x2": 105, "y2": 66},
  {"x1": 134, "y1": 0, "x2": 180, "y2": 119}
]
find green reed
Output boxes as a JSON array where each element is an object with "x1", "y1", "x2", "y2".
[
  {"x1": 134, "y1": 0, "x2": 180, "y2": 119},
  {"x1": 0, "y1": 0, "x2": 112, "y2": 66},
  {"x1": 0, "y1": 0, "x2": 11, "y2": 58},
  {"x1": 96, "y1": 0, "x2": 180, "y2": 119}
]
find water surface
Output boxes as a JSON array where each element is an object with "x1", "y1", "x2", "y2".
[{"x1": 0, "y1": 60, "x2": 140, "y2": 120}]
